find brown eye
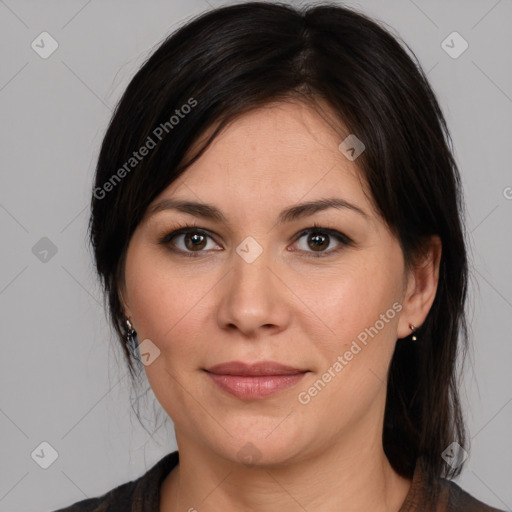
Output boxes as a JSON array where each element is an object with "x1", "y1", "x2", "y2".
[
  {"x1": 307, "y1": 232, "x2": 330, "y2": 251},
  {"x1": 292, "y1": 227, "x2": 352, "y2": 257},
  {"x1": 183, "y1": 232, "x2": 208, "y2": 251},
  {"x1": 159, "y1": 227, "x2": 221, "y2": 257}
]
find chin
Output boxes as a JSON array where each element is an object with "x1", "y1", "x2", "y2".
[{"x1": 206, "y1": 420, "x2": 311, "y2": 468}]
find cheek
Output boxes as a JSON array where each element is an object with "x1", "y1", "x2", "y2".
[
  {"x1": 123, "y1": 246, "x2": 215, "y2": 421},
  {"x1": 124, "y1": 243, "x2": 216, "y2": 355},
  {"x1": 292, "y1": 260, "x2": 403, "y2": 432},
  {"x1": 294, "y1": 258, "x2": 402, "y2": 355}
]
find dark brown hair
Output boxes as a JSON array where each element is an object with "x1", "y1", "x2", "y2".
[{"x1": 88, "y1": 1, "x2": 468, "y2": 498}]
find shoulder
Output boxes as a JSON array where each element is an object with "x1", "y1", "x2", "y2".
[
  {"x1": 49, "y1": 451, "x2": 179, "y2": 512},
  {"x1": 439, "y1": 477, "x2": 506, "y2": 512},
  {"x1": 401, "y1": 460, "x2": 506, "y2": 512},
  {"x1": 50, "y1": 480, "x2": 134, "y2": 511}
]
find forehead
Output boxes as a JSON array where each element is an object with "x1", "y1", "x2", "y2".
[{"x1": 164, "y1": 101, "x2": 369, "y2": 202}]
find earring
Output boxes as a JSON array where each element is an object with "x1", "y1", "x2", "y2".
[
  {"x1": 409, "y1": 324, "x2": 417, "y2": 341},
  {"x1": 126, "y1": 319, "x2": 140, "y2": 360}
]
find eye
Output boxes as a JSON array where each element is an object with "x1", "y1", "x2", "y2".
[
  {"x1": 158, "y1": 225, "x2": 221, "y2": 257},
  {"x1": 158, "y1": 222, "x2": 353, "y2": 258},
  {"x1": 291, "y1": 224, "x2": 352, "y2": 257}
]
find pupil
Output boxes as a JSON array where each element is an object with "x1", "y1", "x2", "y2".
[
  {"x1": 310, "y1": 233, "x2": 328, "y2": 251},
  {"x1": 186, "y1": 233, "x2": 206, "y2": 250},
  {"x1": 183, "y1": 232, "x2": 330, "y2": 252}
]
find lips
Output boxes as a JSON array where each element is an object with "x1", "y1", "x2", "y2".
[
  {"x1": 205, "y1": 361, "x2": 307, "y2": 376},
  {"x1": 204, "y1": 361, "x2": 308, "y2": 400}
]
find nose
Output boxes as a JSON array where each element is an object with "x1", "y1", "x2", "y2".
[{"x1": 215, "y1": 244, "x2": 292, "y2": 338}]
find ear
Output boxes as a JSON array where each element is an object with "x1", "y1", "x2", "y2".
[{"x1": 397, "y1": 235, "x2": 442, "y2": 339}]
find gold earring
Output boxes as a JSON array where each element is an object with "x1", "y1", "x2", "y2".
[{"x1": 409, "y1": 324, "x2": 417, "y2": 341}]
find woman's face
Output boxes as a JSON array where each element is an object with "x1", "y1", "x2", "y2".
[{"x1": 121, "y1": 100, "x2": 421, "y2": 466}]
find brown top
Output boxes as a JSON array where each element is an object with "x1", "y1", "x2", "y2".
[{"x1": 51, "y1": 451, "x2": 505, "y2": 512}]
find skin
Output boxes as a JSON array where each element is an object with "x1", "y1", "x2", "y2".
[{"x1": 120, "y1": 100, "x2": 441, "y2": 512}]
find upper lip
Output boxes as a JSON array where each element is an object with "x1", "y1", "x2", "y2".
[{"x1": 205, "y1": 361, "x2": 308, "y2": 376}]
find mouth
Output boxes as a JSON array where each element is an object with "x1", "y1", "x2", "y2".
[{"x1": 204, "y1": 361, "x2": 309, "y2": 400}]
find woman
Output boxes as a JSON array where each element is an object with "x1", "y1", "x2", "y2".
[{"x1": 53, "y1": 2, "x2": 505, "y2": 511}]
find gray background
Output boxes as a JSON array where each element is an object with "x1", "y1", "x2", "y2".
[{"x1": 0, "y1": 0, "x2": 511, "y2": 510}]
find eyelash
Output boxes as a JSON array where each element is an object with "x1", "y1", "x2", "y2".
[{"x1": 157, "y1": 222, "x2": 353, "y2": 259}]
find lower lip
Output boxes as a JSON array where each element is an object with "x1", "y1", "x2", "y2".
[{"x1": 206, "y1": 372, "x2": 307, "y2": 400}]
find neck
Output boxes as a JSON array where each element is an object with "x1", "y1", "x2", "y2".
[{"x1": 160, "y1": 425, "x2": 411, "y2": 512}]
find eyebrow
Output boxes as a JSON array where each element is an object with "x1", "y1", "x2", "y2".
[{"x1": 146, "y1": 197, "x2": 368, "y2": 225}]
